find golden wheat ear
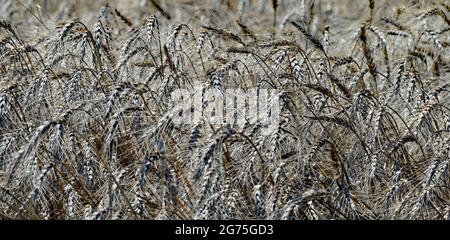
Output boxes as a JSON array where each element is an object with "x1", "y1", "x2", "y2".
[{"x1": 1, "y1": 0, "x2": 449, "y2": 220}]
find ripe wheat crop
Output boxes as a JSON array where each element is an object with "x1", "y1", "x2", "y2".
[{"x1": 0, "y1": 0, "x2": 449, "y2": 220}]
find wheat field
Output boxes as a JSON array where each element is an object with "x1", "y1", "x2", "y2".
[{"x1": 0, "y1": 0, "x2": 449, "y2": 220}]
